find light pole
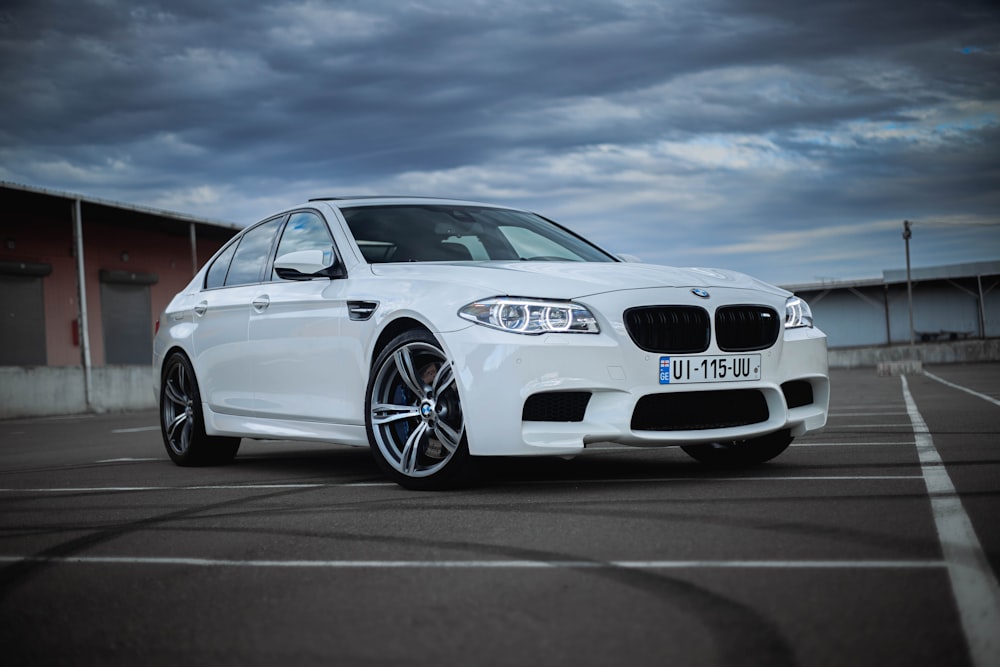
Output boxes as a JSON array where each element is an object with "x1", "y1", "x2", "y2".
[{"x1": 903, "y1": 220, "x2": 914, "y2": 346}]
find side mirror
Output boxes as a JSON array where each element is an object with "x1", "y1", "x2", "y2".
[{"x1": 274, "y1": 249, "x2": 344, "y2": 280}]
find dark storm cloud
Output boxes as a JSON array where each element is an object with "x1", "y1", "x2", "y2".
[{"x1": 1, "y1": 0, "x2": 997, "y2": 283}]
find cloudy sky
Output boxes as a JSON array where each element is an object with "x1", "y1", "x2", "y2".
[{"x1": 1, "y1": 0, "x2": 998, "y2": 285}]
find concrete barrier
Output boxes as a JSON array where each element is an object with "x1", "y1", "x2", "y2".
[
  {"x1": 91, "y1": 366, "x2": 158, "y2": 413},
  {"x1": 876, "y1": 360, "x2": 924, "y2": 376},
  {"x1": 0, "y1": 366, "x2": 156, "y2": 419},
  {"x1": 828, "y1": 338, "x2": 1000, "y2": 368}
]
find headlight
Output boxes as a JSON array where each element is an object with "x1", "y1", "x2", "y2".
[
  {"x1": 785, "y1": 296, "x2": 814, "y2": 329},
  {"x1": 459, "y1": 297, "x2": 600, "y2": 334}
]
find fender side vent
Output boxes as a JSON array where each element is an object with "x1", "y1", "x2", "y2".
[{"x1": 348, "y1": 300, "x2": 379, "y2": 321}]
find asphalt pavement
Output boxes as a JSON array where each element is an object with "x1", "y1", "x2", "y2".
[{"x1": 1, "y1": 364, "x2": 998, "y2": 666}]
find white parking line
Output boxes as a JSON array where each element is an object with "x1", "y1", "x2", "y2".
[
  {"x1": 509, "y1": 475, "x2": 924, "y2": 485},
  {"x1": 95, "y1": 458, "x2": 160, "y2": 463},
  {"x1": 794, "y1": 441, "x2": 914, "y2": 447},
  {"x1": 901, "y1": 375, "x2": 1000, "y2": 667},
  {"x1": 0, "y1": 483, "x2": 334, "y2": 493},
  {"x1": 0, "y1": 555, "x2": 947, "y2": 570},
  {"x1": 923, "y1": 371, "x2": 1000, "y2": 408},
  {"x1": 581, "y1": 442, "x2": 917, "y2": 453},
  {"x1": 110, "y1": 426, "x2": 160, "y2": 433},
  {"x1": 0, "y1": 476, "x2": 925, "y2": 494},
  {"x1": 828, "y1": 411, "x2": 909, "y2": 417}
]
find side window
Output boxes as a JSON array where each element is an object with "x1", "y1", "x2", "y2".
[
  {"x1": 225, "y1": 218, "x2": 283, "y2": 287},
  {"x1": 271, "y1": 212, "x2": 334, "y2": 281},
  {"x1": 205, "y1": 241, "x2": 238, "y2": 289}
]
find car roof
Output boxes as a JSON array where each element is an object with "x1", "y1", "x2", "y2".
[{"x1": 306, "y1": 195, "x2": 510, "y2": 208}]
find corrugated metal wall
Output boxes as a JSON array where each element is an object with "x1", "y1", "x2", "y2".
[{"x1": 792, "y1": 269, "x2": 999, "y2": 348}]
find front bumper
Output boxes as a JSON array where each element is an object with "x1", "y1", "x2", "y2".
[{"x1": 440, "y1": 290, "x2": 829, "y2": 457}]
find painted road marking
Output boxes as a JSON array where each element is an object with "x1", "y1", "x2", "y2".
[
  {"x1": 0, "y1": 483, "x2": 334, "y2": 493},
  {"x1": 584, "y1": 441, "x2": 915, "y2": 452},
  {"x1": 924, "y1": 370, "x2": 1000, "y2": 408},
  {"x1": 0, "y1": 475, "x2": 925, "y2": 494},
  {"x1": 111, "y1": 426, "x2": 160, "y2": 433},
  {"x1": 902, "y1": 375, "x2": 1000, "y2": 667},
  {"x1": 0, "y1": 555, "x2": 947, "y2": 570},
  {"x1": 793, "y1": 441, "x2": 914, "y2": 447},
  {"x1": 828, "y1": 411, "x2": 909, "y2": 417},
  {"x1": 95, "y1": 458, "x2": 160, "y2": 463}
]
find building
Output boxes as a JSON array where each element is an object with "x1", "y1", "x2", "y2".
[
  {"x1": 783, "y1": 260, "x2": 1000, "y2": 367},
  {"x1": 0, "y1": 182, "x2": 240, "y2": 418}
]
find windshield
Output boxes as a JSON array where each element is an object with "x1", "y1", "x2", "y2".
[{"x1": 340, "y1": 205, "x2": 617, "y2": 264}]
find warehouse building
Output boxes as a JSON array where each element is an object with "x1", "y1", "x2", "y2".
[
  {"x1": 0, "y1": 182, "x2": 240, "y2": 417},
  {"x1": 786, "y1": 261, "x2": 1000, "y2": 366}
]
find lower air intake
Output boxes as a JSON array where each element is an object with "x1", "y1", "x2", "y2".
[
  {"x1": 631, "y1": 389, "x2": 769, "y2": 431},
  {"x1": 781, "y1": 380, "x2": 814, "y2": 409},
  {"x1": 521, "y1": 391, "x2": 590, "y2": 422},
  {"x1": 522, "y1": 392, "x2": 592, "y2": 422}
]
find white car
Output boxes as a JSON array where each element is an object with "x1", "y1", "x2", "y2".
[{"x1": 154, "y1": 197, "x2": 829, "y2": 489}]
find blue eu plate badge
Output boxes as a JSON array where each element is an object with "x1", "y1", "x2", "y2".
[{"x1": 659, "y1": 357, "x2": 671, "y2": 384}]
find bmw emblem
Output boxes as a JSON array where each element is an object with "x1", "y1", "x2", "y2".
[{"x1": 691, "y1": 288, "x2": 710, "y2": 299}]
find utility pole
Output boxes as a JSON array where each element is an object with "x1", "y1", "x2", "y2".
[{"x1": 903, "y1": 220, "x2": 914, "y2": 346}]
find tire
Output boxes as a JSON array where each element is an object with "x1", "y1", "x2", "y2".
[
  {"x1": 365, "y1": 329, "x2": 477, "y2": 490},
  {"x1": 160, "y1": 352, "x2": 240, "y2": 466},
  {"x1": 681, "y1": 430, "x2": 792, "y2": 468}
]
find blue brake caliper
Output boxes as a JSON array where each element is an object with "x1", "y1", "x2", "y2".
[{"x1": 392, "y1": 385, "x2": 412, "y2": 442}]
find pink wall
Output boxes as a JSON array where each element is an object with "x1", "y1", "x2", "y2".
[
  {"x1": 1, "y1": 219, "x2": 78, "y2": 366},
  {"x1": 2, "y1": 214, "x2": 232, "y2": 367}
]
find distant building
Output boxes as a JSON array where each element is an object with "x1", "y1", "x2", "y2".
[
  {"x1": 783, "y1": 261, "x2": 1000, "y2": 348},
  {"x1": 1, "y1": 182, "x2": 240, "y2": 417}
]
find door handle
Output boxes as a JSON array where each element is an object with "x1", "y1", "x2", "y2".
[
  {"x1": 193, "y1": 301, "x2": 208, "y2": 316},
  {"x1": 251, "y1": 295, "x2": 270, "y2": 312}
]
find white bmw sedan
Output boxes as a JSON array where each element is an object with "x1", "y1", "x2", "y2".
[{"x1": 154, "y1": 197, "x2": 829, "y2": 489}]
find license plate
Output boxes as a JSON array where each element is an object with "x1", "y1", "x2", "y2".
[{"x1": 659, "y1": 354, "x2": 761, "y2": 384}]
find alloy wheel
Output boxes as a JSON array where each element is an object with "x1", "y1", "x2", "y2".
[
  {"x1": 369, "y1": 341, "x2": 465, "y2": 478},
  {"x1": 162, "y1": 360, "x2": 195, "y2": 456}
]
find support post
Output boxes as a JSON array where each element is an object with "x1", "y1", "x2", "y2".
[
  {"x1": 977, "y1": 274, "x2": 987, "y2": 339},
  {"x1": 72, "y1": 199, "x2": 93, "y2": 411},
  {"x1": 903, "y1": 220, "x2": 914, "y2": 346},
  {"x1": 189, "y1": 222, "x2": 198, "y2": 276},
  {"x1": 883, "y1": 284, "x2": 892, "y2": 345}
]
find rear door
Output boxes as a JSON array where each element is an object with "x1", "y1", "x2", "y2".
[{"x1": 192, "y1": 217, "x2": 283, "y2": 415}]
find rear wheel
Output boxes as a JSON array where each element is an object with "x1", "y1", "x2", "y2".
[
  {"x1": 365, "y1": 330, "x2": 477, "y2": 490},
  {"x1": 681, "y1": 430, "x2": 792, "y2": 467},
  {"x1": 160, "y1": 352, "x2": 240, "y2": 466}
]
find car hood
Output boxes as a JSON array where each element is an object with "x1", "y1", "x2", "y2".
[{"x1": 367, "y1": 261, "x2": 789, "y2": 299}]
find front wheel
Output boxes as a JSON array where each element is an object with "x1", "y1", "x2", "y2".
[
  {"x1": 160, "y1": 352, "x2": 240, "y2": 466},
  {"x1": 365, "y1": 330, "x2": 477, "y2": 490},
  {"x1": 681, "y1": 430, "x2": 792, "y2": 467}
]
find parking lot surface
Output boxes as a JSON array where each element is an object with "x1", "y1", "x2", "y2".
[{"x1": 1, "y1": 365, "x2": 998, "y2": 666}]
